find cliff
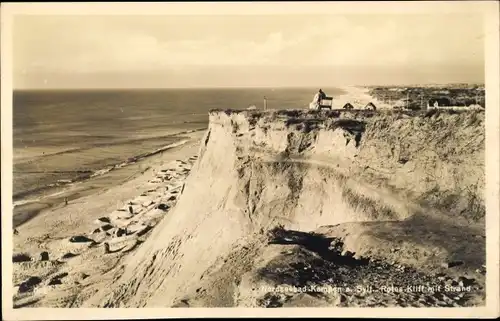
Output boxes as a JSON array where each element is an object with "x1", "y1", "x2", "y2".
[{"x1": 85, "y1": 108, "x2": 485, "y2": 308}]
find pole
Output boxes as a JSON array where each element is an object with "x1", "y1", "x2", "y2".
[{"x1": 264, "y1": 96, "x2": 267, "y2": 110}]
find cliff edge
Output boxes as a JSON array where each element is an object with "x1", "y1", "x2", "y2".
[{"x1": 83, "y1": 109, "x2": 485, "y2": 308}]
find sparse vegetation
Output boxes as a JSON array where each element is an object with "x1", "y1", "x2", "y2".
[
  {"x1": 276, "y1": 109, "x2": 302, "y2": 118},
  {"x1": 284, "y1": 117, "x2": 303, "y2": 127},
  {"x1": 416, "y1": 183, "x2": 484, "y2": 223},
  {"x1": 248, "y1": 112, "x2": 263, "y2": 127},
  {"x1": 13, "y1": 253, "x2": 32, "y2": 263},
  {"x1": 342, "y1": 186, "x2": 399, "y2": 221},
  {"x1": 367, "y1": 84, "x2": 485, "y2": 109},
  {"x1": 284, "y1": 118, "x2": 321, "y2": 133},
  {"x1": 231, "y1": 120, "x2": 240, "y2": 134}
]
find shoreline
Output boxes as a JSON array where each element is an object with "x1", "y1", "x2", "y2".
[
  {"x1": 12, "y1": 127, "x2": 207, "y2": 203},
  {"x1": 12, "y1": 130, "x2": 205, "y2": 307},
  {"x1": 13, "y1": 129, "x2": 206, "y2": 229}
]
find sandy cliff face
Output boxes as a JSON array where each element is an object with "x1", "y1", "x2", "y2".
[{"x1": 87, "y1": 109, "x2": 485, "y2": 307}]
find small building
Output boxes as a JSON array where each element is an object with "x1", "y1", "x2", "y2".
[
  {"x1": 365, "y1": 102, "x2": 377, "y2": 110},
  {"x1": 342, "y1": 103, "x2": 354, "y2": 110}
]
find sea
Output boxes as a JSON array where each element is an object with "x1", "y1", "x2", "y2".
[{"x1": 12, "y1": 87, "x2": 346, "y2": 226}]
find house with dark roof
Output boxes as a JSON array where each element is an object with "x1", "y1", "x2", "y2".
[
  {"x1": 365, "y1": 102, "x2": 377, "y2": 110},
  {"x1": 342, "y1": 103, "x2": 354, "y2": 110}
]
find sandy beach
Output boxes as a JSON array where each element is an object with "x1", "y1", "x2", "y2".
[
  {"x1": 12, "y1": 130, "x2": 204, "y2": 308},
  {"x1": 334, "y1": 86, "x2": 393, "y2": 110}
]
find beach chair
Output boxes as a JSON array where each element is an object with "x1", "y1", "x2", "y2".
[{"x1": 319, "y1": 97, "x2": 333, "y2": 110}]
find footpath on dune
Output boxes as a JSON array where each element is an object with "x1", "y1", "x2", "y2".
[{"x1": 84, "y1": 108, "x2": 485, "y2": 308}]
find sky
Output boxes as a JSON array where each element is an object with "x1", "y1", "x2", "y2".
[{"x1": 13, "y1": 13, "x2": 485, "y2": 89}]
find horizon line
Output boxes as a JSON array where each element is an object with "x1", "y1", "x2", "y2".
[{"x1": 13, "y1": 82, "x2": 486, "y2": 91}]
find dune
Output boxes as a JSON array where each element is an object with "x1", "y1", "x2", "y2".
[{"x1": 73, "y1": 108, "x2": 485, "y2": 308}]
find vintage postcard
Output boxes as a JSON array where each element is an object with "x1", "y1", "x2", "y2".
[{"x1": 1, "y1": 1, "x2": 499, "y2": 319}]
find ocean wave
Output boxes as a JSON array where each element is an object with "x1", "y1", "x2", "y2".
[
  {"x1": 89, "y1": 138, "x2": 190, "y2": 178},
  {"x1": 13, "y1": 138, "x2": 194, "y2": 208}
]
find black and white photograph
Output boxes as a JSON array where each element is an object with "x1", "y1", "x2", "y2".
[{"x1": 1, "y1": 1, "x2": 499, "y2": 319}]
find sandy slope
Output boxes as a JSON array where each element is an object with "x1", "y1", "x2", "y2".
[
  {"x1": 12, "y1": 132, "x2": 204, "y2": 308},
  {"x1": 73, "y1": 108, "x2": 485, "y2": 308}
]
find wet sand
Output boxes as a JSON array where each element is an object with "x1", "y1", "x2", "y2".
[{"x1": 13, "y1": 130, "x2": 205, "y2": 229}]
